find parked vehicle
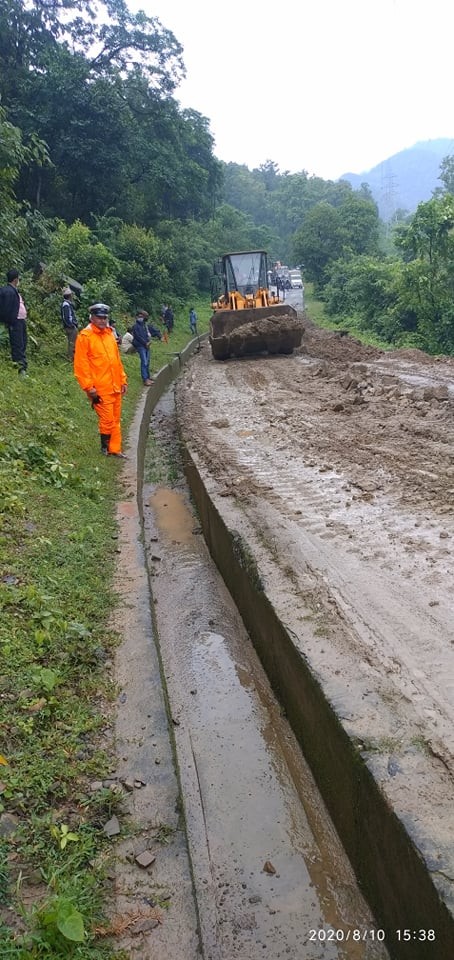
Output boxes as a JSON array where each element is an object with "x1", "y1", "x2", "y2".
[{"x1": 289, "y1": 270, "x2": 303, "y2": 289}]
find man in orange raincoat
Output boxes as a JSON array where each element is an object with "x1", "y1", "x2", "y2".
[{"x1": 74, "y1": 303, "x2": 128, "y2": 458}]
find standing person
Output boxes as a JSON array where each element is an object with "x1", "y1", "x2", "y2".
[
  {"x1": 189, "y1": 307, "x2": 198, "y2": 335},
  {"x1": 60, "y1": 286, "x2": 78, "y2": 362},
  {"x1": 131, "y1": 310, "x2": 153, "y2": 386},
  {"x1": 163, "y1": 304, "x2": 174, "y2": 334},
  {"x1": 74, "y1": 303, "x2": 128, "y2": 458},
  {"x1": 0, "y1": 268, "x2": 28, "y2": 376},
  {"x1": 108, "y1": 318, "x2": 122, "y2": 346}
]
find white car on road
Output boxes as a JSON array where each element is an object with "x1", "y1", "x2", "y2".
[{"x1": 289, "y1": 272, "x2": 303, "y2": 289}]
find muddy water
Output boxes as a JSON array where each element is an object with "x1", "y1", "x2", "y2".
[{"x1": 143, "y1": 391, "x2": 389, "y2": 960}]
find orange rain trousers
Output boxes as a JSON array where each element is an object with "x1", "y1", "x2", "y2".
[{"x1": 74, "y1": 324, "x2": 128, "y2": 455}]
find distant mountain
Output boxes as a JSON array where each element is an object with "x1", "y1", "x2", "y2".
[{"x1": 340, "y1": 138, "x2": 454, "y2": 220}]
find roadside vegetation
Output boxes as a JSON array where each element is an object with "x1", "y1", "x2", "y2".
[
  {"x1": 303, "y1": 283, "x2": 397, "y2": 352},
  {"x1": 0, "y1": 308, "x2": 208, "y2": 957}
]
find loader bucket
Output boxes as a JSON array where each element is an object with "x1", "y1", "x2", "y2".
[{"x1": 209, "y1": 305, "x2": 303, "y2": 361}]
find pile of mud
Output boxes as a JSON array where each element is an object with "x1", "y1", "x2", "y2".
[
  {"x1": 211, "y1": 313, "x2": 304, "y2": 360},
  {"x1": 301, "y1": 322, "x2": 383, "y2": 364}
]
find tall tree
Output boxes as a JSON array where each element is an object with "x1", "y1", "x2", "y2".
[
  {"x1": 292, "y1": 203, "x2": 346, "y2": 289},
  {"x1": 394, "y1": 195, "x2": 454, "y2": 351},
  {"x1": 0, "y1": 106, "x2": 28, "y2": 267},
  {"x1": 438, "y1": 154, "x2": 454, "y2": 195}
]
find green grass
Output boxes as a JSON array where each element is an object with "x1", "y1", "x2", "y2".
[
  {"x1": 0, "y1": 302, "x2": 207, "y2": 957},
  {"x1": 304, "y1": 283, "x2": 393, "y2": 351}
]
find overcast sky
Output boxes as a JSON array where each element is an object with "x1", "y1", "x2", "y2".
[{"x1": 134, "y1": 0, "x2": 454, "y2": 180}]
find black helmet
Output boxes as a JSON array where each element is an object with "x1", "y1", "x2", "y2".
[{"x1": 89, "y1": 302, "x2": 110, "y2": 317}]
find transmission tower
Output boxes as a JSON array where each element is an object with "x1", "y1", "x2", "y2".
[{"x1": 380, "y1": 162, "x2": 399, "y2": 228}]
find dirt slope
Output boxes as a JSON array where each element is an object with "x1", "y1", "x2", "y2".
[{"x1": 177, "y1": 325, "x2": 454, "y2": 786}]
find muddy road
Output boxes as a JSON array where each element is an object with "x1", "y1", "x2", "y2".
[
  {"x1": 142, "y1": 390, "x2": 390, "y2": 960},
  {"x1": 177, "y1": 323, "x2": 454, "y2": 795}
]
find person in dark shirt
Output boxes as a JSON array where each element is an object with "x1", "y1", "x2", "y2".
[
  {"x1": 163, "y1": 305, "x2": 174, "y2": 334},
  {"x1": 131, "y1": 310, "x2": 153, "y2": 385},
  {"x1": 0, "y1": 268, "x2": 28, "y2": 375},
  {"x1": 189, "y1": 307, "x2": 198, "y2": 335},
  {"x1": 60, "y1": 287, "x2": 78, "y2": 361}
]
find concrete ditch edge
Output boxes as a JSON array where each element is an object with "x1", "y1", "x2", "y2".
[
  {"x1": 179, "y1": 442, "x2": 454, "y2": 960},
  {"x1": 112, "y1": 336, "x2": 207, "y2": 958}
]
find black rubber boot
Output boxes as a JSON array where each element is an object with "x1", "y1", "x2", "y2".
[{"x1": 100, "y1": 434, "x2": 111, "y2": 455}]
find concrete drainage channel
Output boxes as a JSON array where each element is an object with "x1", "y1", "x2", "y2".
[{"x1": 115, "y1": 338, "x2": 453, "y2": 959}]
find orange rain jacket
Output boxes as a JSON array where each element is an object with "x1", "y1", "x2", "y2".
[{"x1": 74, "y1": 323, "x2": 127, "y2": 396}]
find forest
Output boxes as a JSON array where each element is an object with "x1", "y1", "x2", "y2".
[{"x1": 1, "y1": 0, "x2": 454, "y2": 353}]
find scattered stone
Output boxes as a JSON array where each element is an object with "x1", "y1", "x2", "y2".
[
  {"x1": 134, "y1": 780, "x2": 144, "y2": 789},
  {"x1": 154, "y1": 758, "x2": 161, "y2": 765},
  {"x1": 103, "y1": 815, "x2": 121, "y2": 837},
  {"x1": 249, "y1": 894, "x2": 262, "y2": 904},
  {"x1": 0, "y1": 813, "x2": 20, "y2": 837},
  {"x1": 122, "y1": 778, "x2": 135, "y2": 792},
  {"x1": 104, "y1": 779, "x2": 122, "y2": 793},
  {"x1": 350, "y1": 363, "x2": 368, "y2": 376},
  {"x1": 210, "y1": 419, "x2": 230, "y2": 428},
  {"x1": 423, "y1": 385, "x2": 448, "y2": 401},
  {"x1": 439, "y1": 531, "x2": 449, "y2": 539},
  {"x1": 135, "y1": 850, "x2": 156, "y2": 869},
  {"x1": 150, "y1": 554, "x2": 161, "y2": 561},
  {"x1": 432, "y1": 385, "x2": 449, "y2": 401},
  {"x1": 262, "y1": 860, "x2": 276, "y2": 875},
  {"x1": 387, "y1": 757, "x2": 401, "y2": 778},
  {"x1": 132, "y1": 918, "x2": 159, "y2": 934},
  {"x1": 89, "y1": 780, "x2": 104, "y2": 793}
]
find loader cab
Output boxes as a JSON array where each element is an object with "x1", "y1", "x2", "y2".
[
  {"x1": 222, "y1": 250, "x2": 268, "y2": 298},
  {"x1": 211, "y1": 249, "x2": 281, "y2": 313}
]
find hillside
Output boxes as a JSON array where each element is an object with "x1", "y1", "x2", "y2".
[{"x1": 340, "y1": 137, "x2": 454, "y2": 219}]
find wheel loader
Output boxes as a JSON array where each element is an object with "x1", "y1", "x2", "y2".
[{"x1": 209, "y1": 250, "x2": 304, "y2": 361}]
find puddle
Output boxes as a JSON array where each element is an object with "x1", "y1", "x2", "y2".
[{"x1": 150, "y1": 486, "x2": 195, "y2": 545}]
